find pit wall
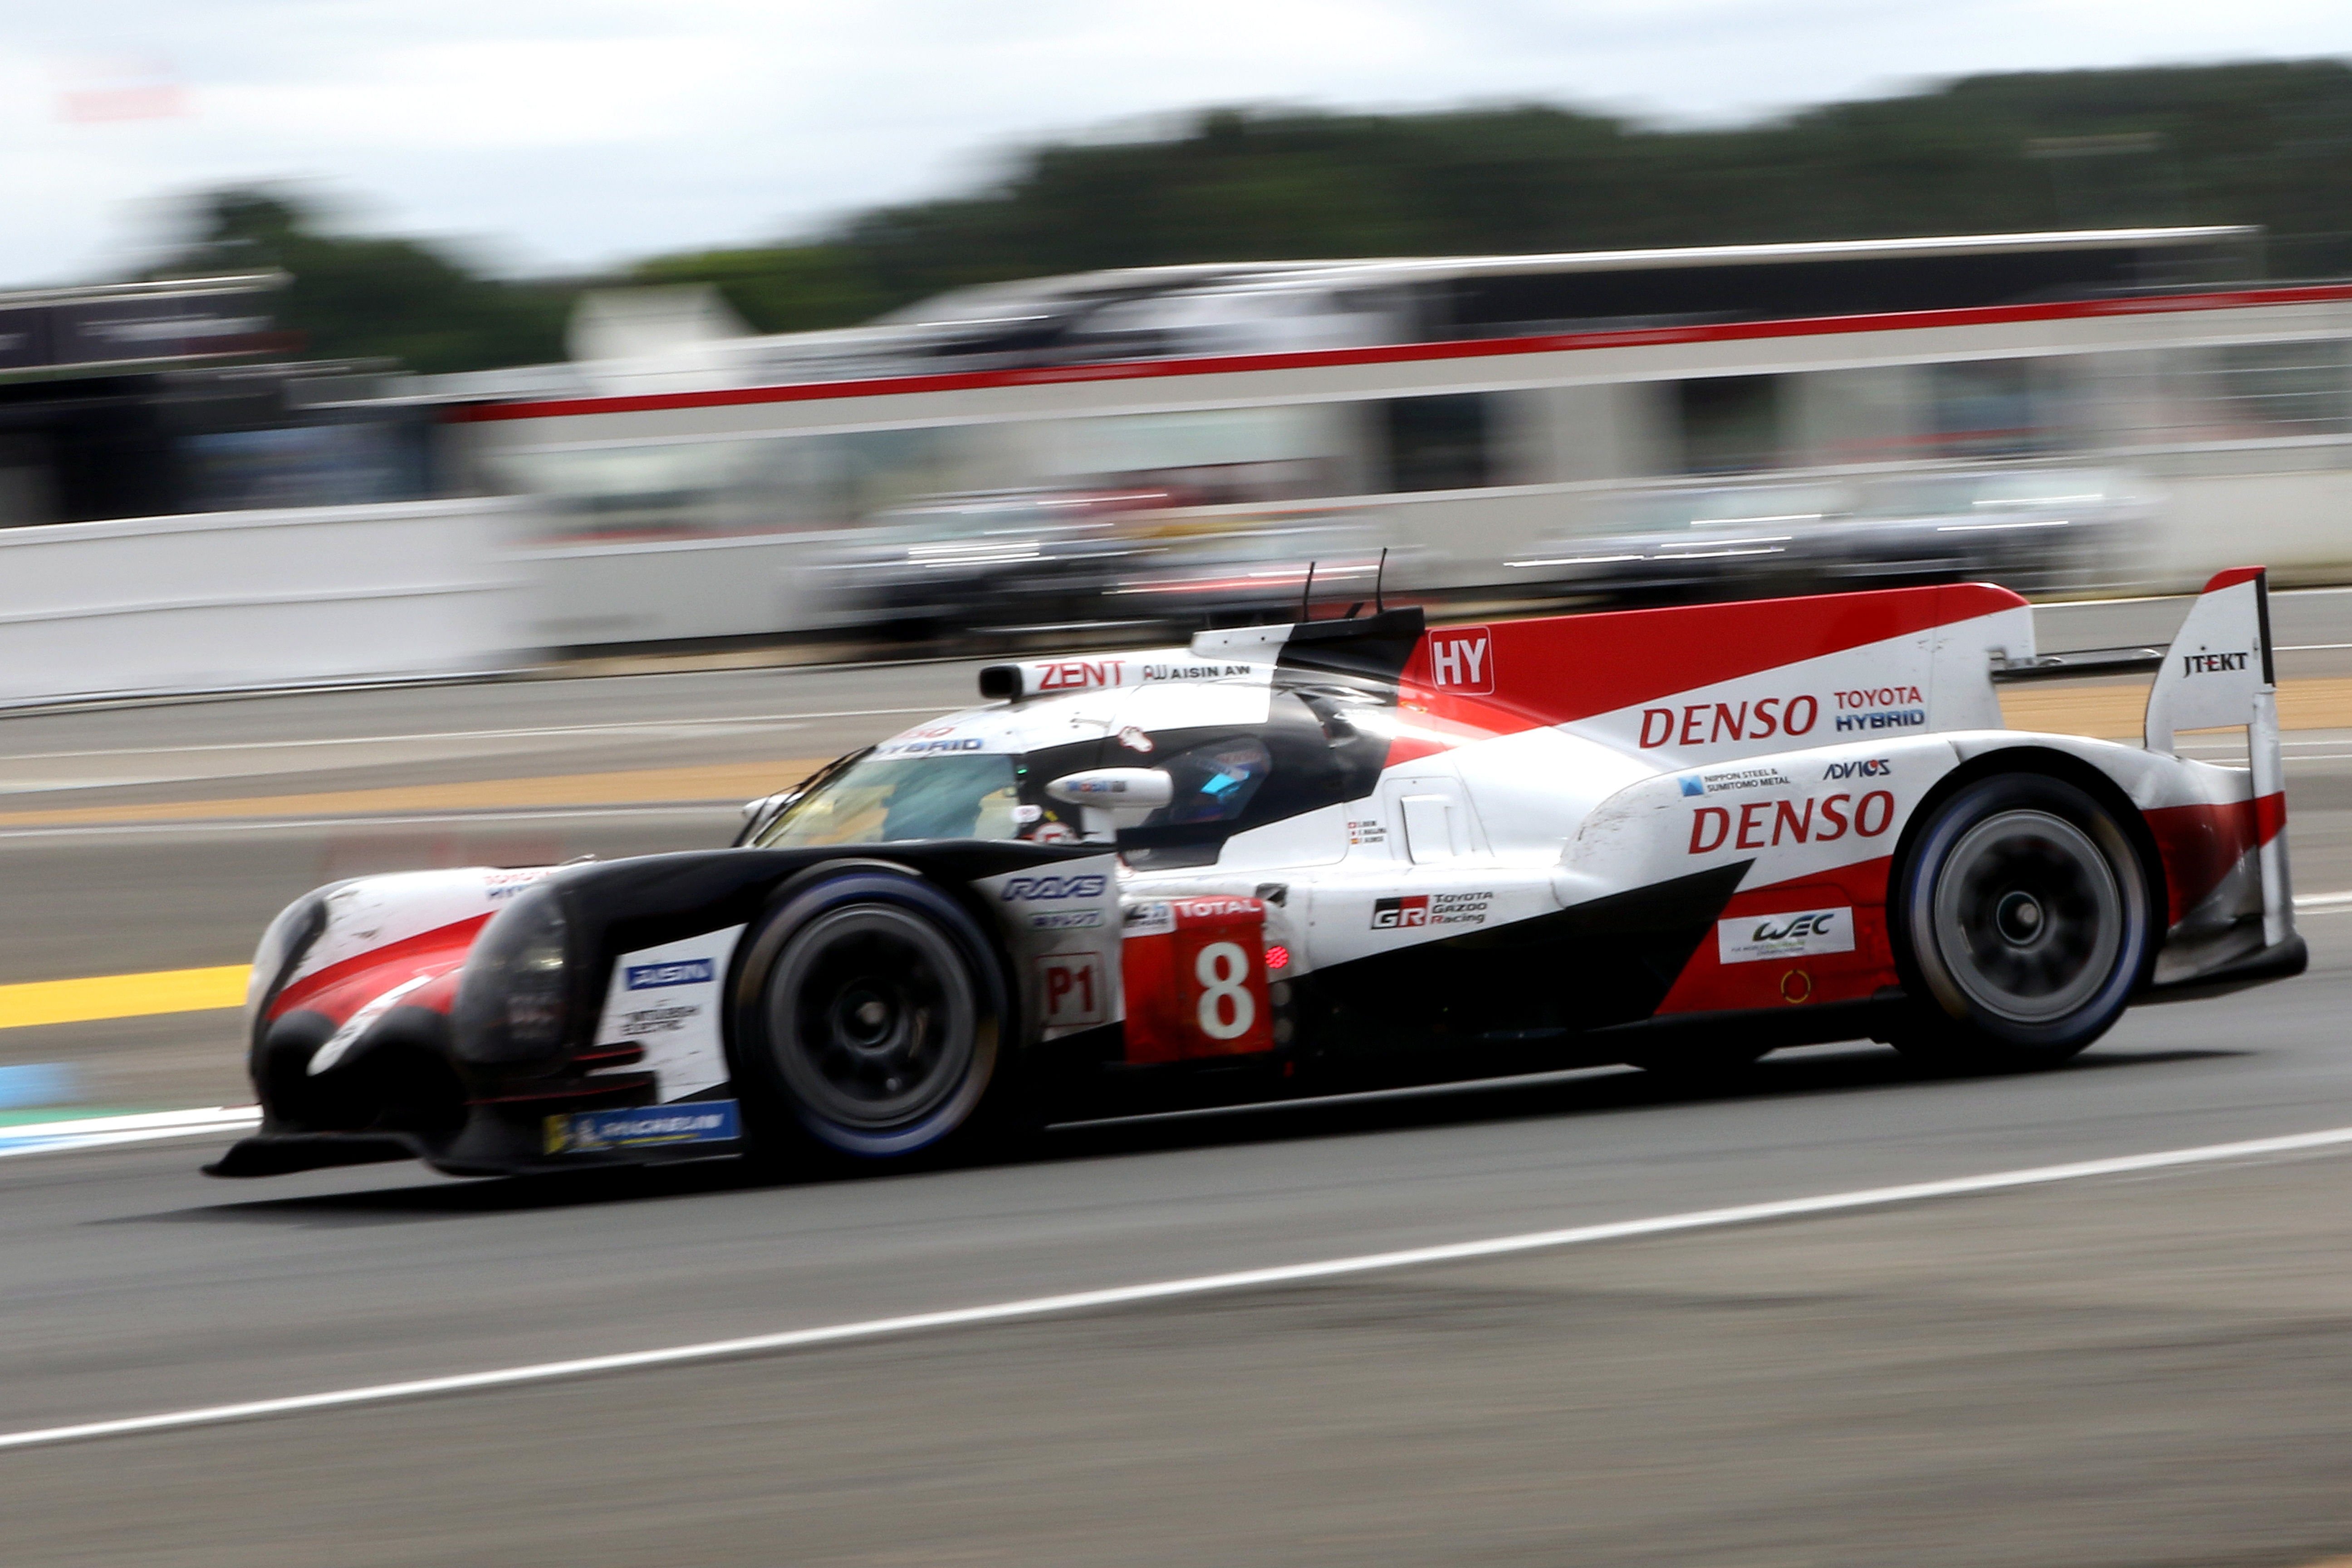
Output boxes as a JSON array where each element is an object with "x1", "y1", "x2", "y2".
[
  {"x1": 0, "y1": 498, "x2": 537, "y2": 706},
  {"x1": 2, "y1": 464, "x2": 2347, "y2": 706}
]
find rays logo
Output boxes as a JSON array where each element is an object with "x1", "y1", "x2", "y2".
[{"x1": 1002, "y1": 874, "x2": 1108, "y2": 901}]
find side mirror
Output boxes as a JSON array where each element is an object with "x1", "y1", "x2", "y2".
[
  {"x1": 1044, "y1": 768, "x2": 1173, "y2": 810},
  {"x1": 1045, "y1": 767, "x2": 1171, "y2": 840}
]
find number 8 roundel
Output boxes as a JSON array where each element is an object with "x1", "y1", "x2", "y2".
[
  {"x1": 1120, "y1": 897, "x2": 1275, "y2": 1063},
  {"x1": 1194, "y1": 941, "x2": 1256, "y2": 1040}
]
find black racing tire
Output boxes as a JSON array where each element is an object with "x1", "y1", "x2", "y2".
[
  {"x1": 1888, "y1": 772, "x2": 2152, "y2": 1072},
  {"x1": 730, "y1": 866, "x2": 1024, "y2": 1169}
]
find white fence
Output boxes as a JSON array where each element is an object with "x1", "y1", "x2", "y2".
[
  {"x1": 0, "y1": 468, "x2": 2341, "y2": 707},
  {"x1": 0, "y1": 498, "x2": 535, "y2": 706}
]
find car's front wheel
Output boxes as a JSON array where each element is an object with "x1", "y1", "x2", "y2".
[
  {"x1": 1889, "y1": 772, "x2": 2152, "y2": 1071},
  {"x1": 732, "y1": 866, "x2": 1020, "y2": 1167}
]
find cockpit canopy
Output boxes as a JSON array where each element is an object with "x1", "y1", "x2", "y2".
[{"x1": 750, "y1": 679, "x2": 1398, "y2": 868}]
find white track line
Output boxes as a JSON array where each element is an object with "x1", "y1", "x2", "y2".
[
  {"x1": 6, "y1": 1121, "x2": 2352, "y2": 1451},
  {"x1": 0, "y1": 1107, "x2": 258, "y2": 1159}
]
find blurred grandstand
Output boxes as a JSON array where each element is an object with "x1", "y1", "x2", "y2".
[{"x1": 402, "y1": 223, "x2": 2352, "y2": 648}]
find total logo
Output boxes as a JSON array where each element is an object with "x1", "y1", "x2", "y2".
[
  {"x1": 1821, "y1": 758, "x2": 1892, "y2": 780},
  {"x1": 1002, "y1": 873, "x2": 1109, "y2": 901}
]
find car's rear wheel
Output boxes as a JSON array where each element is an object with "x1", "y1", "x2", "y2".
[
  {"x1": 733, "y1": 867, "x2": 1021, "y2": 1167},
  {"x1": 1889, "y1": 772, "x2": 2151, "y2": 1071}
]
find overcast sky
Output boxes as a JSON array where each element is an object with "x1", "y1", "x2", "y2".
[{"x1": 5, "y1": 0, "x2": 2351, "y2": 288}]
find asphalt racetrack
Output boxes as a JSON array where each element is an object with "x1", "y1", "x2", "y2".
[{"x1": 6, "y1": 595, "x2": 2352, "y2": 1565}]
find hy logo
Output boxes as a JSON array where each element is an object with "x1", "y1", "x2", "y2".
[{"x1": 1427, "y1": 630, "x2": 1494, "y2": 694}]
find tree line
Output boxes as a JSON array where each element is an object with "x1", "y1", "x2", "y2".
[{"x1": 159, "y1": 59, "x2": 2352, "y2": 374}]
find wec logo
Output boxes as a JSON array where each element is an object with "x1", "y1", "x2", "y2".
[
  {"x1": 1002, "y1": 874, "x2": 1108, "y2": 902},
  {"x1": 1750, "y1": 911, "x2": 1836, "y2": 942}
]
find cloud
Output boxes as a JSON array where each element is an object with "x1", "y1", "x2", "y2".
[{"x1": 3, "y1": 0, "x2": 2348, "y2": 286}]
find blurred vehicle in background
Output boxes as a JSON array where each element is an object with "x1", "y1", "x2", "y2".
[
  {"x1": 820, "y1": 487, "x2": 1167, "y2": 640},
  {"x1": 825, "y1": 489, "x2": 1412, "y2": 643},
  {"x1": 439, "y1": 225, "x2": 2352, "y2": 652},
  {"x1": 1506, "y1": 468, "x2": 2147, "y2": 604},
  {"x1": 1102, "y1": 515, "x2": 1401, "y2": 632}
]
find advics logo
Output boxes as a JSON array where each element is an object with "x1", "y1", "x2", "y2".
[
  {"x1": 1427, "y1": 630, "x2": 1493, "y2": 694},
  {"x1": 1002, "y1": 874, "x2": 1109, "y2": 902},
  {"x1": 1821, "y1": 758, "x2": 1892, "y2": 780}
]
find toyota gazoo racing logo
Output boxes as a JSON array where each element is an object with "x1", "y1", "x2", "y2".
[
  {"x1": 1001, "y1": 873, "x2": 1109, "y2": 902},
  {"x1": 1821, "y1": 758, "x2": 1892, "y2": 780},
  {"x1": 1369, "y1": 892, "x2": 1491, "y2": 930}
]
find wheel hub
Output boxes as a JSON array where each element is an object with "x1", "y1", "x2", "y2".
[
  {"x1": 1930, "y1": 808, "x2": 2123, "y2": 1026},
  {"x1": 1994, "y1": 890, "x2": 2045, "y2": 945},
  {"x1": 766, "y1": 904, "x2": 979, "y2": 1131}
]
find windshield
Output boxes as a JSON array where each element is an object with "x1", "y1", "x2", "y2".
[{"x1": 754, "y1": 753, "x2": 1024, "y2": 846}]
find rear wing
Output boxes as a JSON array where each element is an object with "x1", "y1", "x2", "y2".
[{"x1": 2144, "y1": 567, "x2": 2292, "y2": 945}]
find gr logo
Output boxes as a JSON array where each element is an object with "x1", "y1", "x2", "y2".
[
  {"x1": 1427, "y1": 629, "x2": 1493, "y2": 694},
  {"x1": 1002, "y1": 874, "x2": 1108, "y2": 901}
]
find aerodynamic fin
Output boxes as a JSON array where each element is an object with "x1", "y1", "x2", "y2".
[{"x1": 2146, "y1": 566, "x2": 2291, "y2": 944}]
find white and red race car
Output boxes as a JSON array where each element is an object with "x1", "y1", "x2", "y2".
[{"x1": 213, "y1": 570, "x2": 2299, "y2": 1179}]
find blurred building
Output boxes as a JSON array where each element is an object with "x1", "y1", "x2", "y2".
[
  {"x1": 0, "y1": 273, "x2": 436, "y2": 526},
  {"x1": 406, "y1": 224, "x2": 2352, "y2": 644}
]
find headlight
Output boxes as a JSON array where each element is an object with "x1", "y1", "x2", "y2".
[
  {"x1": 452, "y1": 883, "x2": 575, "y2": 1067},
  {"x1": 245, "y1": 892, "x2": 328, "y2": 1045}
]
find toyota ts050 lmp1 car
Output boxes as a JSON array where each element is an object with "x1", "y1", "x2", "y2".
[{"x1": 211, "y1": 568, "x2": 2302, "y2": 1179}]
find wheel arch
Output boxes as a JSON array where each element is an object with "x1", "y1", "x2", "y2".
[
  {"x1": 724, "y1": 856, "x2": 1023, "y2": 1067},
  {"x1": 1886, "y1": 743, "x2": 2167, "y2": 986}
]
